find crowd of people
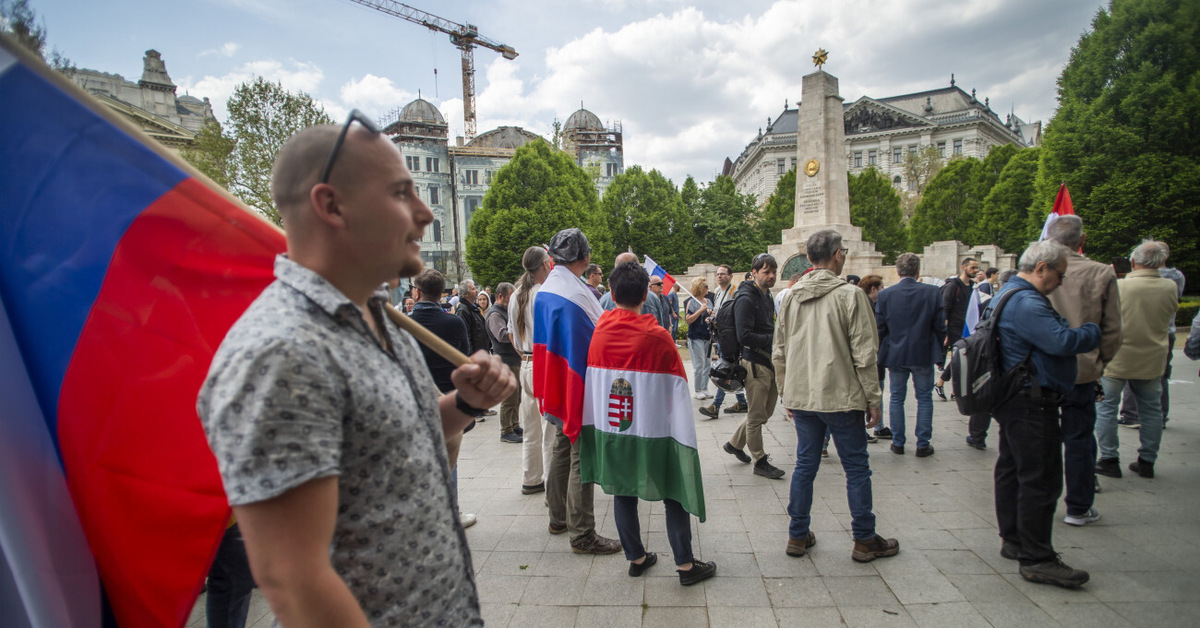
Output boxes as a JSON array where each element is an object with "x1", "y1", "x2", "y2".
[{"x1": 194, "y1": 115, "x2": 1194, "y2": 626}]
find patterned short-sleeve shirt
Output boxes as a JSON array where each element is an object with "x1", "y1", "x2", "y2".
[{"x1": 197, "y1": 256, "x2": 481, "y2": 626}]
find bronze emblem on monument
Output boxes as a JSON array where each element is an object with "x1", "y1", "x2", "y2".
[
  {"x1": 812, "y1": 48, "x2": 828, "y2": 69},
  {"x1": 804, "y1": 158, "x2": 820, "y2": 177}
]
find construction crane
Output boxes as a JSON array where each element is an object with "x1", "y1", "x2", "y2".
[{"x1": 345, "y1": 0, "x2": 518, "y2": 140}]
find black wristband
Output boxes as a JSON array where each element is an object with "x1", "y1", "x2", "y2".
[{"x1": 455, "y1": 392, "x2": 488, "y2": 418}]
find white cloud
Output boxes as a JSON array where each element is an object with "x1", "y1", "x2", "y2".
[
  {"x1": 178, "y1": 59, "x2": 327, "y2": 122},
  {"x1": 199, "y1": 42, "x2": 240, "y2": 58},
  {"x1": 339, "y1": 74, "x2": 415, "y2": 119}
]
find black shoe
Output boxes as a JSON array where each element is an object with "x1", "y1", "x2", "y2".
[
  {"x1": 678, "y1": 560, "x2": 717, "y2": 586},
  {"x1": 723, "y1": 442, "x2": 751, "y2": 464},
  {"x1": 890, "y1": 444, "x2": 904, "y2": 455},
  {"x1": 1117, "y1": 416, "x2": 1140, "y2": 429},
  {"x1": 1129, "y1": 457, "x2": 1154, "y2": 478},
  {"x1": 933, "y1": 383, "x2": 947, "y2": 401},
  {"x1": 1019, "y1": 557, "x2": 1089, "y2": 588},
  {"x1": 874, "y1": 427, "x2": 893, "y2": 438},
  {"x1": 965, "y1": 436, "x2": 986, "y2": 450},
  {"x1": 698, "y1": 404, "x2": 719, "y2": 419},
  {"x1": 916, "y1": 446, "x2": 934, "y2": 458},
  {"x1": 628, "y1": 552, "x2": 657, "y2": 577},
  {"x1": 786, "y1": 532, "x2": 817, "y2": 557},
  {"x1": 1095, "y1": 457, "x2": 1122, "y2": 478},
  {"x1": 866, "y1": 432, "x2": 879, "y2": 443},
  {"x1": 1000, "y1": 539, "x2": 1021, "y2": 560},
  {"x1": 727, "y1": 401, "x2": 749, "y2": 414},
  {"x1": 753, "y1": 456, "x2": 785, "y2": 479},
  {"x1": 548, "y1": 521, "x2": 567, "y2": 535},
  {"x1": 500, "y1": 431, "x2": 523, "y2": 444},
  {"x1": 514, "y1": 426, "x2": 524, "y2": 436},
  {"x1": 522, "y1": 482, "x2": 545, "y2": 495},
  {"x1": 571, "y1": 531, "x2": 622, "y2": 555}
]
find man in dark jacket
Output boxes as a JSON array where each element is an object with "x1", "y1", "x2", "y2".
[
  {"x1": 486, "y1": 282, "x2": 524, "y2": 444},
  {"x1": 456, "y1": 279, "x2": 490, "y2": 356},
  {"x1": 934, "y1": 257, "x2": 979, "y2": 398},
  {"x1": 876, "y1": 253, "x2": 947, "y2": 457},
  {"x1": 721, "y1": 253, "x2": 784, "y2": 479},
  {"x1": 989, "y1": 241, "x2": 1100, "y2": 589}
]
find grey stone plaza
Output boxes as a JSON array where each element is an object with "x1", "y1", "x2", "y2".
[{"x1": 190, "y1": 345, "x2": 1200, "y2": 627}]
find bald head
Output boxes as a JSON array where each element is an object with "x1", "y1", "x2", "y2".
[
  {"x1": 271, "y1": 125, "x2": 341, "y2": 222},
  {"x1": 614, "y1": 252, "x2": 638, "y2": 267}
]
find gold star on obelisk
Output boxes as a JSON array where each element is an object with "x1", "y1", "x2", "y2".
[{"x1": 812, "y1": 48, "x2": 828, "y2": 69}]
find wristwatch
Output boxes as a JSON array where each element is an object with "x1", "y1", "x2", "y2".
[{"x1": 455, "y1": 392, "x2": 488, "y2": 418}]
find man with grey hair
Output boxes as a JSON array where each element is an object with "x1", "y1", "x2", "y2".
[
  {"x1": 775, "y1": 230, "x2": 897, "y2": 562},
  {"x1": 875, "y1": 252, "x2": 946, "y2": 456},
  {"x1": 486, "y1": 282, "x2": 524, "y2": 443},
  {"x1": 1117, "y1": 242, "x2": 1184, "y2": 429},
  {"x1": 1094, "y1": 240, "x2": 1178, "y2": 480},
  {"x1": 987, "y1": 240, "x2": 1100, "y2": 588},
  {"x1": 456, "y1": 279, "x2": 490, "y2": 363},
  {"x1": 1044, "y1": 215, "x2": 1122, "y2": 526}
]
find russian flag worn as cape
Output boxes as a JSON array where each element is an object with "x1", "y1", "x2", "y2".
[
  {"x1": 533, "y1": 264, "x2": 603, "y2": 441},
  {"x1": 0, "y1": 40, "x2": 285, "y2": 627},
  {"x1": 580, "y1": 308, "x2": 705, "y2": 520}
]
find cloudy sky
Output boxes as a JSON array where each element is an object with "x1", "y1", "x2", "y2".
[{"x1": 35, "y1": 0, "x2": 1107, "y2": 185}]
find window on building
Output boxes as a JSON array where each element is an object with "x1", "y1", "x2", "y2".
[
  {"x1": 606, "y1": 163, "x2": 618, "y2": 177},
  {"x1": 791, "y1": 157, "x2": 797, "y2": 169},
  {"x1": 908, "y1": 145, "x2": 918, "y2": 155},
  {"x1": 426, "y1": 157, "x2": 439, "y2": 172},
  {"x1": 465, "y1": 169, "x2": 479, "y2": 185},
  {"x1": 867, "y1": 150, "x2": 877, "y2": 166},
  {"x1": 485, "y1": 170, "x2": 494, "y2": 184},
  {"x1": 953, "y1": 139, "x2": 963, "y2": 155},
  {"x1": 893, "y1": 147, "x2": 903, "y2": 163},
  {"x1": 432, "y1": 220, "x2": 442, "y2": 242},
  {"x1": 893, "y1": 175, "x2": 902, "y2": 187},
  {"x1": 465, "y1": 197, "x2": 481, "y2": 231},
  {"x1": 853, "y1": 152, "x2": 862, "y2": 168},
  {"x1": 407, "y1": 156, "x2": 420, "y2": 171},
  {"x1": 777, "y1": 158, "x2": 786, "y2": 174},
  {"x1": 937, "y1": 141, "x2": 946, "y2": 157},
  {"x1": 429, "y1": 185, "x2": 439, "y2": 205}
]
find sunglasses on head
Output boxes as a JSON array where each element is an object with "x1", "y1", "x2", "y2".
[{"x1": 318, "y1": 109, "x2": 382, "y2": 184}]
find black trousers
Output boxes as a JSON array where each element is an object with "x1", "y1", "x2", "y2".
[
  {"x1": 993, "y1": 394, "x2": 1063, "y2": 565},
  {"x1": 1060, "y1": 382, "x2": 1098, "y2": 517}
]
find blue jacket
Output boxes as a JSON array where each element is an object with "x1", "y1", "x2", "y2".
[
  {"x1": 987, "y1": 277, "x2": 1101, "y2": 395},
  {"x1": 876, "y1": 277, "x2": 947, "y2": 368}
]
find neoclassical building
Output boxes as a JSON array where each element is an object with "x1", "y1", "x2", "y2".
[
  {"x1": 383, "y1": 99, "x2": 624, "y2": 279},
  {"x1": 70, "y1": 50, "x2": 217, "y2": 152},
  {"x1": 726, "y1": 77, "x2": 1041, "y2": 204}
]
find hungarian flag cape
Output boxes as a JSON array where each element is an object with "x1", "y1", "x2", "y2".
[{"x1": 580, "y1": 308, "x2": 705, "y2": 521}]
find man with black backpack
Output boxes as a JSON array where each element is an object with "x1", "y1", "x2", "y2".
[
  {"x1": 934, "y1": 257, "x2": 979, "y2": 399},
  {"x1": 700, "y1": 264, "x2": 747, "y2": 418},
  {"x1": 984, "y1": 240, "x2": 1100, "y2": 589},
  {"x1": 720, "y1": 254, "x2": 785, "y2": 480}
]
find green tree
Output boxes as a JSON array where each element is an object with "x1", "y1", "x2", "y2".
[
  {"x1": 759, "y1": 167, "x2": 795, "y2": 246},
  {"x1": 679, "y1": 175, "x2": 702, "y2": 265},
  {"x1": 1037, "y1": 0, "x2": 1200, "y2": 280},
  {"x1": 907, "y1": 157, "x2": 984, "y2": 250},
  {"x1": 973, "y1": 143, "x2": 1020, "y2": 200},
  {"x1": 1, "y1": 0, "x2": 72, "y2": 71},
  {"x1": 465, "y1": 141, "x2": 611, "y2": 286},
  {"x1": 601, "y1": 165, "x2": 693, "y2": 273},
  {"x1": 903, "y1": 145, "x2": 944, "y2": 197},
  {"x1": 976, "y1": 148, "x2": 1042, "y2": 252},
  {"x1": 848, "y1": 167, "x2": 906, "y2": 263},
  {"x1": 181, "y1": 78, "x2": 332, "y2": 225},
  {"x1": 691, "y1": 175, "x2": 762, "y2": 268}
]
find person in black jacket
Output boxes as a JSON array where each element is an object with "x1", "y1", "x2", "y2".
[
  {"x1": 456, "y1": 279, "x2": 490, "y2": 356},
  {"x1": 722, "y1": 253, "x2": 785, "y2": 479},
  {"x1": 934, "y1": 256, "x2": 979, "y2": 399}
]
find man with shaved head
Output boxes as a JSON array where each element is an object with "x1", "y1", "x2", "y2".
[
  {"x1": 198, "y1": 112, "x2": 515, "y2": 626},
  {"x1": 600, "y1": 252, "x2": 662, "y2": 323}
]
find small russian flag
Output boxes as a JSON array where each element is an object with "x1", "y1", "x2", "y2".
[{"x1": 642, "y1": 256, "x2": 676, "y2": 293}]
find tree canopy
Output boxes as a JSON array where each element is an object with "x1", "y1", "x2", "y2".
[
  {"x1": 975, "y1": 148, "x2": 1042, "y2": 253},
  {"x1": 758, "y1": 167, "x2": 796, "y2": 247},
  {"x1": 691, "y1": 175, "x2": 763, "y2": 269},
  {"x1": 465, "y1": 141, "x2": 610, "y2": 286},
  {"x1": 601, "y1": 165, "x2": 693, "y2": 273},
  {"x1": 848, "y1": 167, "x2": 906, "y2": 264},
  {"x1": 907, "y1": 158, "x2": 984, "y2": 250},
  {"x1": 181, "y1": 77, "x2": 332, "y2": 226},
  {"x1": 1036, "y1": 0, "x2": 1199, "y2": 280}
]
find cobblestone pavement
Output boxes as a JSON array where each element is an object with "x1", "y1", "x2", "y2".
[{"x1": 191, "y1": 348, "x2": 1200, "y2": 627}]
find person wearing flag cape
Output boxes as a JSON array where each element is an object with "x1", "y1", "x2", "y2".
[{"x1": 580, "y1": 261, "x2": 716, "y2": 586}]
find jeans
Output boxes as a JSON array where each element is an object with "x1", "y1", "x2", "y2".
[
  {"x1": 546, "y1": 423, "x2": 595, "y2": 542},
  {"x1": 613, "y1": 496, "x2": 694, "y2": 566},
  {"x1": 687, "y1": 338, "x2": 711, "y2": 393},
  {"x1": 993, "y1": 395, "x2": 1062, "y2": 565},
  {"x1": 729, "y1": 360, "x2": 777, "y2": 462},
  {"x1": 1119, "y1": 332, "x2": 1174, "y2": 421},
  {"x1": 1060, "y1": 383, "x2": 1098, "y2": 516},
  {"x1": 713, "y1": 387, "x2": 746, "y2": 408},
  {"x1": 206, "y1": 524, "x2": 255, "y2": 628},
  {"x1": 787, "y1": 409, "x2": 876, "y2": 541},
  {"x1": 1097, "y1": 376, "x2": 1165, "y2": 463},
  {"x1": 887, "y1": 366, "x2": 934, "y2": 449}
]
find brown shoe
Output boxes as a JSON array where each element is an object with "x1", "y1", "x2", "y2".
[
  {"x1": 548, "y1": 522, "x2": 567, "y2": 535},
  {"x1": 727, "y1": 401, "x2": 748, "y2": 414},
  {"x1": 851, "y1": 535, "x2": 900, "y2": 563},
  {"x1": 571, "y1": 531, "x2": 622, "y2": 555},
  {"x1": 786, "y1": 531, "x2": 817, "y2": 557}
]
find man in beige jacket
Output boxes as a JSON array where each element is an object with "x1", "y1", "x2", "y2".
[
  {"x1": 773, "y1": 230, "x2": 898, "y2": 563},
  {"x1": 1095, "y1": 240, "x2": 1178, "y2": 479},
  {"x1": 1045, "y1": 216, "x2": 1122, "y2": 525}
]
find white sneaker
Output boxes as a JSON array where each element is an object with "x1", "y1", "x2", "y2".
[
  {"x1": 702, "y1": 391, "x2": 713, "y2": 399},
  {"x1": 693, "y1": 392, "x2": 706, "y2": 400},
  {"x1": 1063, "y1": 508, "x2": 1100, "y2": 526},
  {"x1": 460, "y1": 513, "x2": 477, "y2": 528}
]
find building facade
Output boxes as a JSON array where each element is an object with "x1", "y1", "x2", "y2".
[
  {"x1": 384, "y1": 101, "x2": 623, "y2": 281},
  {"x1": 727, "y1": 78, "x2": 1040, "y2": 205},
  {"x1": 70, "y1": 50, "x2": 217, "y2": 151}
]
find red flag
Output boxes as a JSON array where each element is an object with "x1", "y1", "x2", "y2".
[{"x1": 1052, "y1": 183, "x2": 1075, "y2": 216}]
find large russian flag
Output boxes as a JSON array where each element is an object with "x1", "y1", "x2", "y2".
[
  {"x1": 580, "y1": 308, "x2": 705, "y2": 521},
  {"x1": 0, "y1": 39, "x2": 285, "y2": 626},
  {"x1": 532, "y1": 264, "x2": 603, "y2": 441}
]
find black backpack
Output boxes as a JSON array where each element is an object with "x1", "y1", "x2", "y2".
[
  {"x1": 712, "y1": 290, "x2": 744, "y2": 362},
  {"x1": 949, "y1": 287, "x2": 1034, "y2": 415}
]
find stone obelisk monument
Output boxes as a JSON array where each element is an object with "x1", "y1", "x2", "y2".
[{"x1": 768, "y1": 49, "x2": 882, "y2": 278}]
